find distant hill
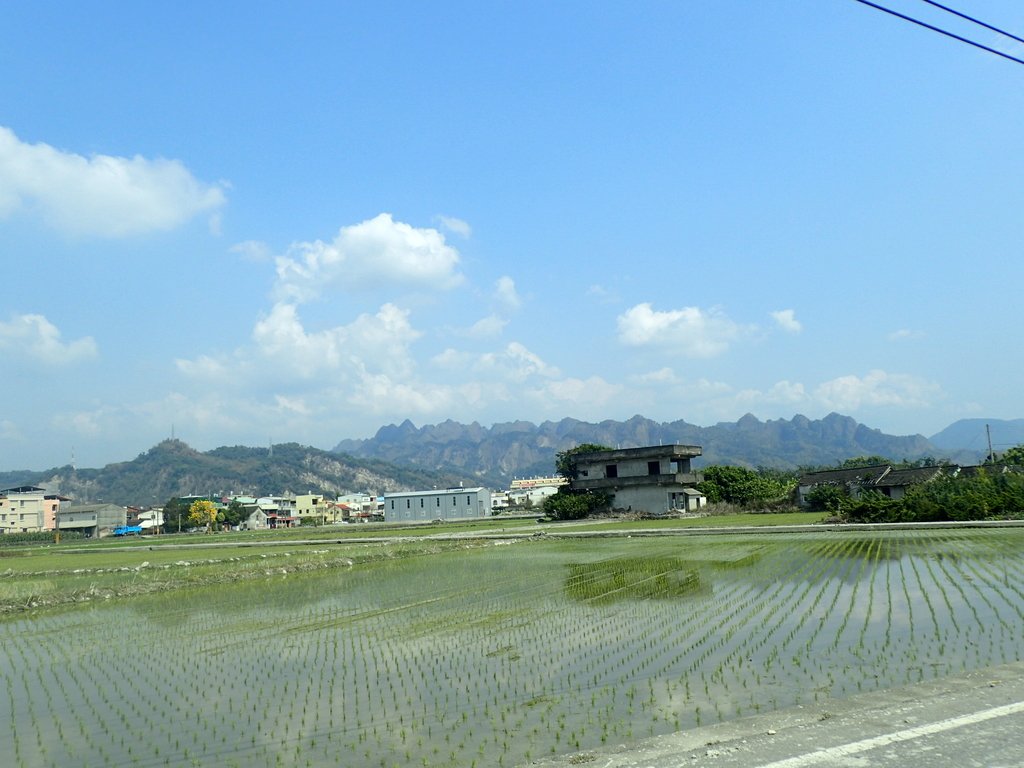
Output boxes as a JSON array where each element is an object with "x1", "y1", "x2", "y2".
[
  {"x1": 0, "y1": 440, "x2": 464, "y2": 507},
  {"x1": 334, "y1": 412, "x2": 944, "y2": 486},
  {"x1": 4, "y1": 414, "x2": 1011, "y2": 507},
  {"x1": 929, "y1": 419, "x2": 1024, "y2": 456}
]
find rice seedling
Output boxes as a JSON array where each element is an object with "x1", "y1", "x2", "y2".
[{"x1": 3, "y1": 528, "x2": 1024, "y2": 767}]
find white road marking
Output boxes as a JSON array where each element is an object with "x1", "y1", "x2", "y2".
[{"x1": 756, "y1": 699, "x2": 1024, "y2": 767}]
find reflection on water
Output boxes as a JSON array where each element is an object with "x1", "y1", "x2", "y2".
[
  {"x1": 2, "y1": 528, "x2": 1024, "y2": 768},
  {"x1": 565, "y1": 557, "x2": 707, "y2": 602}
]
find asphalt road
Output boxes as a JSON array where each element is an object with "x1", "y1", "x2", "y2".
[{"x1": 527, "y1": 661, "x2": 1024, "y2": 768}]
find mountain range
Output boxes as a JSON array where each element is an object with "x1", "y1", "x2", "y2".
[
  {"x1": 2, "y1": 414, "x2": 1017, "y2": 507},
  {"x1": 0, "y1": 439, "x2": 463, "y2": 508},
  {"x1": 335, "y1": 413, "x2": 1014, "y2": 487}
]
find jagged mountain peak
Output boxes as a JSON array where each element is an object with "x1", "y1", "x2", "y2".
[{"x1": 332, "y1": 413, "x2": 947, "y2": 485}]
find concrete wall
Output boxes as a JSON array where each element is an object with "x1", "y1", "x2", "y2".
[
  {"x1": 611, "y1": 486, "x2": 676, "y2": 514},
  {"x1": 384, "y1": 489, "x2": 491, "y2": 522}
]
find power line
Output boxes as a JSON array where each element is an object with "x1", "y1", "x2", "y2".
[
  {"x1": 920, "y1": 0, "x2": 1024, "y2": 47},
  {"x1": 851, "y1": 0, "x2": 1024, "y2": 66}
]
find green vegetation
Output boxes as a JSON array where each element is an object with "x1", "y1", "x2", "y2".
[
  {"x1": 1001, "y1": 444, "x2": 1024, "y2": 465},
  {"x1": 561, "y1": 511, "x2": 825, "y2": 531},
  {"x1": 844, "y1": 470, "x2": 1024, "y2": 523},
  {"x1": 553, "y1": 443, "x2": 612, "y2": 481},
  {"x1": 544, "y1": 444, "x2": 614, "y2": 520},
  {"x1": 543, "y1": 490, "x2": 611, "y2": 520},
  {"x1": 797, "y1": 447, "x2": 1024, "y2": 523},
  {"x1": 0, "y1": 530, "x2": 85, "y2": 548},
  {"x1": 3, "y1": 527, "x2": 1024, "y2": 768},
  {"x1": 187, "y1": 499, "x2": 219, "y2": 533},
  {"x1": 1, "y1": 439, "x2": 465, "y2": 508},
  {"x1": 696, "y1": 465, "x2": 795, "y2": 508}
]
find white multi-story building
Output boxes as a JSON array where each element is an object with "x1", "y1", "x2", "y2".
[{"x1": 508, "y1": 476, "x2": 567, "y2": 508}]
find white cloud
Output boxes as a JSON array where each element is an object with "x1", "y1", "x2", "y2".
[
  {"x1": 494, "y1": 276, "x2": 521, "y2": 310},
  {"x1": 770, "y1": 309, "x2": 802, "y2": 333},
  {"x1": 617, "y1": 303, "x2": 745, "y2": 357},
  {"x1": 230, "y1": 240, "x2": 273, "y2": 262},
  {"x1": 465, "y1": 314, "x2": 508, "y2": 338},
  {"x1": 528, "y1": 376, "x2": 622, "y2": 409},
  {"x1": 0, "y1": 420, "x2": 20, "y2": 441},
  {"x1": 887, "y1": 328, "x2": 925, "y2": 342},
  {"x1": 0, "y1": 313, "x2": 97, "y2": 365},
  {"x1": 0, "y1": 126, "x2": 226, "y2": 237},
  {"x1": 431, "y1": 348, "x2": 472, "y2": 368},
  {"x1": 274, "y1": 394, "x2": 311, "y2": 416},
  {"x1": 452, "y1": 277, "x2": 520, "y2": 338},
  {"x1": 248, "y1": 302, "x2": 421, "y2": 380},
  {"x1": 436, "y1": 215, "x2": 472, "y2": 238},
  {"x1": 273, "y1": 213, "x2": 464, "y2": 303},
  {"x1": 630, "y1": 367, "x2": 679, "y2": 384},
  {"x1": 814, "y1": 370, "x2": 942, "y2": 410},
  {"x1": 175, "y1": 354, "x2": 228, "y2": 379},
  {"x1": 587, "y1": 284, "x2": 618, "y2": 304},
  {"x1": 476, "y1": 342, "x2": 560, "y2": 381},
  {"x1": 346, "y1": 370, "x2": 455, "y2": 416},
  {"x1": 733, "y1": 380, "x2": 808, "y2": 408}
]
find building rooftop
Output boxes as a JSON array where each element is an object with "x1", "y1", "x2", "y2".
[{"x1": 572, "y1": 444, "x2": 702, "y2": 463}]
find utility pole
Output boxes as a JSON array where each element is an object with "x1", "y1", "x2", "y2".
[{"x1": 986, "y1": 423, "x2": 996, "y2": 464}]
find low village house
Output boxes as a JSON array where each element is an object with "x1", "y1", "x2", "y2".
[
  {"x1": 384, "y1": 487, "x2": 491, "y2": 523},
  {"x1": 795, "y1": 462, "x2": 1016, "y2": 507}
]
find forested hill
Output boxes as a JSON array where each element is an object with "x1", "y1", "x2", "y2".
[
  {"x1": 0, "y1": 440, "x2": 463, "y2": 507},
  {"x1": 334, "y1": 412, "x2": 944, "y2": 486}
]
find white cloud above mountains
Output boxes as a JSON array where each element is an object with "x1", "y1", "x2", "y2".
[
  {"x1": 64, "y1": 200, "x2": 949, "y2": 459},
  {"x1": 251, "y1": 302, "x2": 421, "y2": 380},
  {"x1": 0, "y1": 313, "x2": 97, "y2": 365},
  {"x1": 814, "y1": 370, "x2": 942, "y2": 411},
  {"x1": 617, "y1": 303, "x2": 747, "y2": 357},
  {"x1": 273, "y1": 213, "x2": 464, "y2": 303},
  {"x1": 0, "y1": 126, "x2": 225, "y2": 237}
]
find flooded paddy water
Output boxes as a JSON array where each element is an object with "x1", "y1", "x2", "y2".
[{"x1": 3, "y1": 527, "x2": 1023, "y2": 767}]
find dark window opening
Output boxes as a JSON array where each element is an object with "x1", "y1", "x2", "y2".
[
  {"x1": 605, "y1": 464, "x2": 618, "y2": 479},
  {"x1": 648, "y1": 461, "x2": 661, "y2": 476}
]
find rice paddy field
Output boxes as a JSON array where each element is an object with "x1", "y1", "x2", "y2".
[{"x1": 3, "y1": 526, "x2": 1024, "y2": 768}]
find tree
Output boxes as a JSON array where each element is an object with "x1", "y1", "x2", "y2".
[
  {"x1": 555, "y1": 444, "x2": 613, "y2": 482},
  {"x1": 542, "y1": 492, "x2": 591, "y2": 521},
  {"x1": 1002, "y1": 444, "x2": 1024, "y2": 466},
  {"x1": 697, "y1": 466, "x2": 795, "y2": 507},
  {"x1": 544, "y1": 444, "x2": 613, "y2": 520},
  {"x1": 839, "y1": 456, "x2": 891, "y2": 468},
  {"x1": 805, "y1": 484, "x2": 848, "y2": 514},
  {"x1": 161, "y1": 497, "x2": 188, "y2": 533},
  {"x1": 222, "y1": 500, "x2": 247, "y2": 528},
  {"x1": 188, "y1": 500, "x2": 218, "y2": 534}
]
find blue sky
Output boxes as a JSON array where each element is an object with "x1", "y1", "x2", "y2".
[{"x1": 2, "y1": 1, "x2": 1023, "y2": 470}]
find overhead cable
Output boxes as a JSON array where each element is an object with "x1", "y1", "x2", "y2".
[
  {"x1": 851, "y1": 0, "x2": 1024, "y2": 66},
  {"x1": 919, "y1": 0, "x2": 1024, "y2": 47}
]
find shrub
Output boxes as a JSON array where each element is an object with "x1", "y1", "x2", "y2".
[{"x1": 542, "y1": 491, "x2": 610, "y2": 521}]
